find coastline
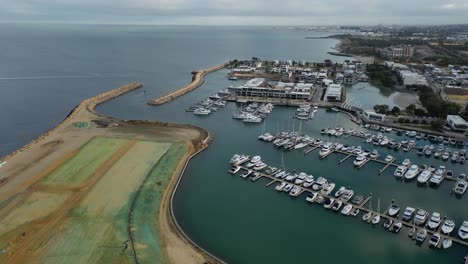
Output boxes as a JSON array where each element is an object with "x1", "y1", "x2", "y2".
[
  {"x1": 0, "y1": 75, "x2": 221, "y2": 263},
  {"x1": 148, "y1": 63, "x2": 227, "y2": 106}
]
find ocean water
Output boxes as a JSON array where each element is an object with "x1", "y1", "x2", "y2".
[{"x1": 1, "y1": 24, "x2": 466, "y2": 263}]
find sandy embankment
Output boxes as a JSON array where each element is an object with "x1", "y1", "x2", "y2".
[{"x1": 148, "y1": 63, "x2": 227, "y2": 106}]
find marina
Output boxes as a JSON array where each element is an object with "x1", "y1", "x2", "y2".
[
  {"x1": 229, "y1": 154, "x2": 468, "y2": 250},
  {"x1": 258, "y1": 130, "x2": 467, "y2": 197}
]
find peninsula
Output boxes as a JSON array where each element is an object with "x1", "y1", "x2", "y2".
[{"x1": 0, "y1": 82, "x2": 216, "y2": 263}]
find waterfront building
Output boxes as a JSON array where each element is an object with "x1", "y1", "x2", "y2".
[
  {"x1": 232, "y1": 65, "x2": 256, "y2": 73},
  {"x1": 233, "y1": 78, "x2": 312, "y2": 101},
  {"x1": 446, "y1": 115, "x2": 468, "y2": 133},
  {"x1": 362, "y1": 110, "x2": 386, "y2": 122},
  {"x1": 324, "y1": 83, "x2": 342, "y2": 102},
  {"x1": 382, "y1": 45, "x2": 415, "y2": 58},
  {"x1": 399, "y1": 70, "x2": 428, "y2": 87}
]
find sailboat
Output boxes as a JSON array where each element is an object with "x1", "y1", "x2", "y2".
[
  {"x1": 362, "y1": 196, "x2": 372, "y2": 222},
  {"x1": 371, "y1": 197, "x2": 381, "y2": 224}
]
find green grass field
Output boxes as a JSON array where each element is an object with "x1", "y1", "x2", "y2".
[
  {"x1": 41, "y1": 137, "x2": 128, "y2": 185},
  {"x1": 132, "y1": 143, "x2": 188, "y2": 264}
]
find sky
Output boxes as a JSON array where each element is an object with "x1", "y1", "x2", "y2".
[{"x1": 0, "y1": 0, "x2": 468, "y2": 25}]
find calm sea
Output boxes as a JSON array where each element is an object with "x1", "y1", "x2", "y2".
[{"x1": 1, "y1": 24, "x2": 466, "y2": 263}]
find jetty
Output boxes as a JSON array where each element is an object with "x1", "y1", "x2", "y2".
[
  {"x1": 231, "y1": 162, "x2": 468, "y2": 250},
  {"x1": 148, "y1": 63, "x2": 226, "y2": 105}
]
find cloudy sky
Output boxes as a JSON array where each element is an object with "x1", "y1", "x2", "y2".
[{"x1": 1, "y1": 0, "x2": 467, "y2": 25}]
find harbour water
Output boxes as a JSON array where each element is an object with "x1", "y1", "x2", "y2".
[{"x1": 1, "y1": 24, "x2": 467, "y2": 263}]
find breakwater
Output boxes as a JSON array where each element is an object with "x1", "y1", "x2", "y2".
[
  {"x1": 0, "y1": 82, "x2": 142, "y2": 163},
  {"x1": 147, "y1": 63, "x2": 227, "y2": 106}
]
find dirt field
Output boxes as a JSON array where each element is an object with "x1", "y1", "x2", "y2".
[{"x1": 0, "y1": 82, "x2": 212, "y2": 264}]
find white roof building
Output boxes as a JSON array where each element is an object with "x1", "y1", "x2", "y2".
[
  {"x1": 324, "y1": 84, "x2": 342, "y2": 102},
  {"x1": 446, "y1": 115, "x2": 468, "y2": 132}
]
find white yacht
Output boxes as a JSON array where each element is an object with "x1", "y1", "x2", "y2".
[
  {"x1": 303, "y1": 175, "x2": 315, "y2": 188},
  {"x1": 229, "y1": 166, "x2": 241, "y2": 174},
  {"x1": 294, "y1": 142, "x2": 309, "y2": 149},
  {"x1": 275, "y1": 182, "x2": 287, "y2": 191},
  {"x1": 385, "y1": 155, "x2": 393, "y2": 162},
  {"x1": 453, "y1": 179, "x2": 468, "y2": 195},
  {"x1": 371, "y1": 214, "x2": 380, "y2": 225},
  {"x1": 414, "y1": 209, "x2": 429, "y2": 226},
  {"x1": 340, "y1": 189, "x2": 354, "y2": 202},
  {"x1": 250, "y1": 156, "x2": 262, "y2": 163},
  {"x1": 320, "y1": 182, "x2": 336, "y2": 196},
  {"x1": 323, "y1": 198, "x2": 335, "y2": 209},
  {"x1": 441, "y1": 220, "x2": 456, "y2": 235},
  {"x1": 306, "y1": 192, "x2": 318, "y2": 203},
  {"x1": 334, "y1": 186, "x2": 346, "y2": 198},
  {"x1": 341, "y1": 204, "x2": 353, "y2": 215},
  {"x1": 442, "y1": 238, "x2": 452, "y2": 249},
  {"x1": 253, "y1": 162, "x2": 267, "y2": 171},
  {"x1": 353, "y1": 154, "x2": 368, "y2": 167},
  {"x1": 404, "y1": 165, "x2": 420, "y2": 180},
  {"x1": 430, "y1": 172, "x2": 444, "y2": 186},
  {"x1": 458, "y1": 221, "x2": 468, "y2": 240},
  {"x1": 426, "y1": 212, "x2": 442, "y2": 229},
  {"x1": 380, "y1": 137, "x2": 389, "y2": 146},
  {"x1": 388, "y1": 204, "x2": 400, "y2": 217},
  {"x1": 289, "y1": 186, "x2": 302, "y2": 197},
  {"x1": 429, "y1": 233, "x2": 441, "y2": 247},
  {"x1": 362, "y1": 211, "x2": 372, "y2": 222},
  {"x1": 243, "y1": 116, "x2": 262, "y2": 123},
  {"x1": 402, "y1": 159, "x2": 411, "y2": 167},
  {"x1": 416, "y1": 229, "x2": 427, "y2": 243},
  {"x1": 402, "y1": 207, "x2": 416, "y2": 221},
  {"x1": 193, "y1": 107, "x2": 211, "y2": 115},
  {"x1": 319, "y1": 145, "x2": 333, "y2": 158},
  {"x1": 294, "y1": 172, "x2": 308, "y2": 185},
  {"x1": 312, "y1": 177, "x2": 327, "y2": 191},
  {"x1": 394, "y1": 166, "x2": 407, "y2": 178},
  {"x1": 417, "y1": 170, "x2": 432, "y2": 184},
  {"x1": 331, "y1": 200, "x2": 343, "y2": 211}
]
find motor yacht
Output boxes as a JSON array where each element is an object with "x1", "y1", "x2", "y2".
[
  {"x1": 416, "y1": 229, "x2": 428, "y2": 243},
  {"x1": 229, "y1": 166, "x2": 241, "y2": 174},
  {"x1": 334, "y1": 186, "x2": 346, "y2": 198},
  {"x1": 294, "y1": 172, "x2": 307, "y2": 185},
  {"x1": 289, "y1": 186, "x2": 302, "y2": 197},
  {"x1": 394, "y1": 166, "x2": 407, "y2": 178},
  {"x1": 323, "y1": 198, "x2": 335, "y2": 209},
  {"x1": 404, "y1": 165, "x2": 420, "y2": 180},
  {"x1": 441, "y1": 220, "x2": 456, "y2": 235},
  {"x1": 353, "y1": 154, "x2": 368, "y2": 167},
  {"x1": 402, "y1": 207, "x2": 416, "y2": 221},
  {"x1": 430, "y1": 171, "x2": 444, "y2": 186},
  {"x1": 351, "y1": 195, "x2": 364, "y2": 205},
  {"x1": 453, "y1": 179, "x2": 468, "y2": 195},
  {"x1": 320, "y1": 182, "x2": 336, "y2": 196},
  {"x1": 383, "y1": 219, "x2": 393, "y2": 230},
  {"x1": 275, "y1": 182, "x2": 287, "y2": 191},
  {"x1": 414, "y1": 209, "x2": 429, "y2": 225},
  {"x1": 388, "y1": 204, "x2": 400, "y2": 217},
  {"x1": 240, "y1": 170, "x2": 252, "y2": 178},
  {"x1": 319, "y1": 145, "x2": 333, "y2": 158},
  {"x1": 417, "y1": 170, "x2": 432, "y2": 184},
  {"x1": 285, "y1": 173, "x2": 298, "y2": 182},
  {"x1": 253, "y1": 162, "x2": 267, "y2": 171},
  {"x1": 351, "y1": 208, "x2": 360, "y2": 217},
  {"x1": 426, "y1": 212, "x2": 442, "y2": 229},
  {"x1": 442, "y1": 238, "x2": 452, "y2": 249},
  {"x1": 303, "y1": 175, "x2": 315, "y2": 188},
  {"x1": 384, "y1": 155, "x2": 394, "y2": 163},
  {"x1": 331, "y1": 200, "x2": 343, "y2": 211},
  {"x1": 341, "y1": 204, "x2": 353, "y2": 215},
  {"x1": 429, "y1": 233, "x2": 441, "y2": 247},
  {"x1": 362, "y1": 211, "x2": 372, "y2": 222},
  {"x1": 402, "y1": 159, "x2": 411, "y2": 167},
  {"x1": 458, "y1": 221, "x2": 468, "y2": 240},
  {"x1": 340, "y1": 189, "x2": 354, "y2": 202},
  {"x1": 305, "y1": 192, "x2": 318, "y2": 203},
  {"x1": 315, "y1": 195, "x2": 325, "y2": 204},
  {"x1": 391, "y1": 222, "x2": 402, "y2": 233},
  {"x1": 312, "y1": 177, "x2": 327, "y2": 191},
  {"x1": 283, "y1": 184, "x2": 293, "y2": 192},
  {"x1": 370, "y1": 150, "x2": 379, "y2": 159},
  {"x1": 371, "y1": 214, "x2": 380, "y2": 225},
  {"x1": 193, "y1": 107, "x2": 211, "y2": 115}
]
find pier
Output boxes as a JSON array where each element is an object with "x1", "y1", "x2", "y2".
[
  {"x1": 148, "y1": 63, "x2": 226, "y2": 106},
  {"x1": 232, "y1": 164, "x2": 468, "y2": 249}
]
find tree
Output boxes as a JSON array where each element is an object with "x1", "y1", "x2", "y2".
[
  {"x1": 414, "y1": 108, "x2": 426, "y2": 116},
  {"x1": 373, "y1": 104, "x2": 389, "y2": 114},
  {"x1": 251, "y1": 57, "x2": 259, "y2": 61},
  {"x1": 406, "y1": 104, "x2": 416, "y2": 114},
  {"x1": 391, "y1": 106, "x2": 401, "y2": 116}
]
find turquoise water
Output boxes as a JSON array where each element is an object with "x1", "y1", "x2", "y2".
[{"x1": 1, "y1": 24, "x2": 466, "y2": 263}]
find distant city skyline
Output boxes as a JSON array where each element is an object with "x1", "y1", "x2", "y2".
[{"x1": 0, "y1": 0, "x2": 467, "y2": 25}]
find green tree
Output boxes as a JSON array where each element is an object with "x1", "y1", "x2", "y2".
[
  {"x1": 406, "y1": 104, "x2": 416, "y2": 114},
  {"x1": 391, "y1": 106, "x2": 401, "y2": 116},
  {"x1": 414, "y1": 108, "x2": 426, "y2": 116},
  {"x1": 430, "y1": 120, "x2": 444, "y2": 131},
  {"x1": 373, "y1": 104, "x2": 389, "y2": 114}
]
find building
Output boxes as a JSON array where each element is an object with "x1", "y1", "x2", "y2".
[
  {"x1": 233, "y1": 78, "x2": 312, "y2": 101},
  {"x1": 324, "y1": 84, "x2": 342, "y2": 102},
  {"x1": 399, "y1": 70, "x2": 428, "y2": 87},
  {"x1": 363, "y1": 110, "x2": 386, "y2": 122},
  {"x1": 382, "y1": 45, "x2": 415, "y2": 58},
  {"x1": 446, "y1": 115, "x2": 468, "y2": 133},
  {"x1": 232, "y1": 66, "x2": 255, "y2": 73}
]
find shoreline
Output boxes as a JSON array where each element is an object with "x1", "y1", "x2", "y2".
[
  {"x1": 0, "y1": 77, "x2": 221, "y2": 263},
  {"x1": 148, "y1": 63, "x2": 227, "y2": 106}
]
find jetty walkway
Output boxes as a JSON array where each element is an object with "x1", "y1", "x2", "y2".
[{"x1": 148, "y1": 63, "x2": 226, "y2": 106}]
